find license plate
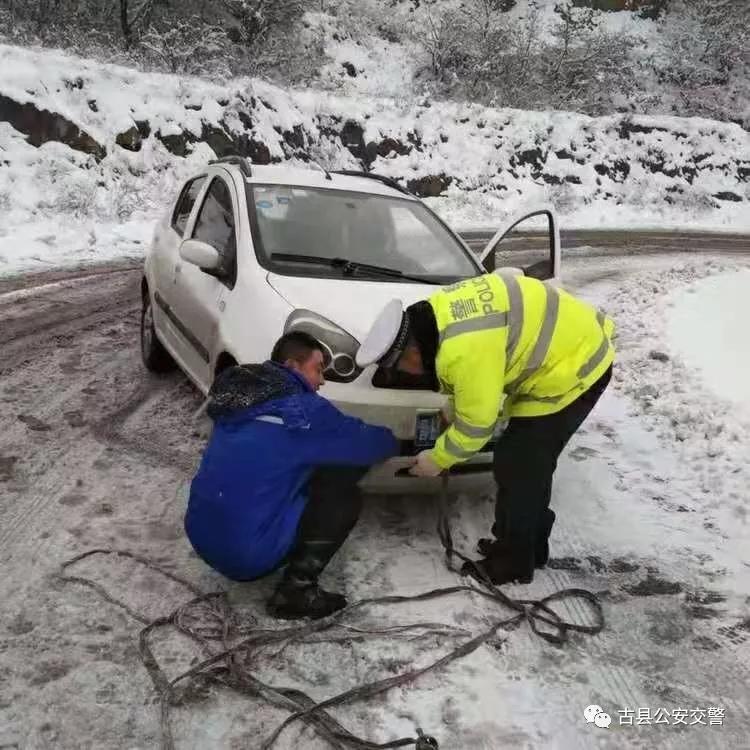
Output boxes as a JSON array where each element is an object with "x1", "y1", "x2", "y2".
[{"x1": 414, "y1": 411, "x2": 441, "y2": 449}]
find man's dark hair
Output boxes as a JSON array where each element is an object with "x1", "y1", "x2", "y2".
[{"x1": 271, "y1": 331, "x2": 326, "y2": 365}]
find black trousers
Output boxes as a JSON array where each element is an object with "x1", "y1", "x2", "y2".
[
  {"x1": 293, "y1": 465, "x2": 366, "y2": 546},
  {"x1": 264, "y1": 465, "x2": 368, "y2": 586},
  {"x1": 242, "y1": 467, "x2": 366, "y2": 584},
  {"x1": 492, "y1": 366, "x2": 612, "y2": 559}
]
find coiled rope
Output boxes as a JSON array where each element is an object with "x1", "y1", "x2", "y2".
[{"x1": 60, "y1": 477, "x2": 603, "y2": 749}]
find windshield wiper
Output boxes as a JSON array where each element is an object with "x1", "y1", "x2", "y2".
[{"x1": 270, "y1": 253, "x2": 442, "y2": 285}]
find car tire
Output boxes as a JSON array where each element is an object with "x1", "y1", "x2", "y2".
[{"x1": 141, "y1": 294, "x2": 175, "y2": 373}]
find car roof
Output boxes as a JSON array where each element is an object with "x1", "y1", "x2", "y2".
[{"x1": 211, "y1": 162, "x2": 417, "y2": 200}]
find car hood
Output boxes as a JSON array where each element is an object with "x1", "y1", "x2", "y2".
[{"x1": 265, "y1": 272, "x2": 439, "y2": 340}]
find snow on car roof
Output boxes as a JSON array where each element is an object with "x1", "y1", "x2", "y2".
[{"x1": 242, "y1": 164, "x2": 415, "y2": 199}]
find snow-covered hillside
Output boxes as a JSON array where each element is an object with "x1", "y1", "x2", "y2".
[{"x1": 1, "y1": 43, "x2": 748, "y2": 276}]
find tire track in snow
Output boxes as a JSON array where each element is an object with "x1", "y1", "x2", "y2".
[
  {"x1": 0, "y1": 363, "x2": 146, "y2": 562},
  {"x1": 0, "y1": 270, "x2": 139, "y2": 374},
  {"x1": 0, "y1": 268, "x2": 161, "y2": 568},
  {"x1": 0, "y1": 356, "x2": 139, "y2": 557}
]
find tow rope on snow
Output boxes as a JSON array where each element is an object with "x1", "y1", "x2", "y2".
[
  {"x1": 434, "y1": 475, "x2": 604, "y2": 646},
  {"x1": 59, "y1": 477, "x2": 604, "y2": 750}
]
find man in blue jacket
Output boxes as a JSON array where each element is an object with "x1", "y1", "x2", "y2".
[{"x1": 185, "y1": 331, "x2": 398, "y2": 620}]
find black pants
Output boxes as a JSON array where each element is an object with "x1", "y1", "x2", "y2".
[
  {"x1": 287, "y1": 465, "x2": 366, "y2": 560},
  {"x1": 492, "y1": 366, "x2": 612, "y2": 560}
]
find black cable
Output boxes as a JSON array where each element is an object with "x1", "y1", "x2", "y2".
[{"x1": 59, "y1": 481, "x2": 603, "y2": 750}]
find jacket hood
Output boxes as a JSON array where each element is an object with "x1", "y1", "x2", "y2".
[{"x1": 207, "y1": 362, "x2": 311, "y2": 421}]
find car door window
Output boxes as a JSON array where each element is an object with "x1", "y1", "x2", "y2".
[
  {"x1": 171, "y1": 176, "x2": 206, "y2": 236},
  {"x1": 192, "y1": 177, "x2": 237, "y2": 288}
]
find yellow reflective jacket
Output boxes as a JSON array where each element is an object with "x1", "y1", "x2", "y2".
[{"x1": 429, "y1": 272, "x2": 615, "y2": 469}]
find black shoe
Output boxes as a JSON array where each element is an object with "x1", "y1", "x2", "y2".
[
  {"x1": 477, "y1": 537, "x2": 496, "y2": 557},
  {"x1": 267, "y1": 581, "x2": 347, "y2": 620},
  {"x1": 478, "y1": 509, "x2": 556, "y2": 569},
  {"x1": 478, "y1": 536, "x2": 548, "y2": 570},
  {"x1": 464, "y1": 540, "x2": 534, "y2": 585},
  {"x1": 462, "y1": 556, "x2": 534, "y2": 586},
  {"x1": 267, "y1": 538, "x2": 348, "y2": 620},
  {"x1": 535, "y1": 509, "x2": 556, "y2": 569}
]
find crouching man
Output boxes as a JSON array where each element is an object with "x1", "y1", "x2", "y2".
[{"x1": 185, "y1": 332, "x2": 398, "y2": 620}]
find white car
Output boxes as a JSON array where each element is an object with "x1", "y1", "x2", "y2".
[{"x1": 141, "y1": 157, "x2": 560, "y2": 485}]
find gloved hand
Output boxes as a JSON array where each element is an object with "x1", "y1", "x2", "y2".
[{"x1": 408, "y1": 450, "x2": 443, "y2": 477}]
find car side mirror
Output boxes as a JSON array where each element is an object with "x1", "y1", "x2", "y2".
[{"x1": 180, "y1": 239, "x2": 221, "y2": 272}]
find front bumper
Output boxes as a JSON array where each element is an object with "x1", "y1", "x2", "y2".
[
  {"x1": 322, "y1": 378, "x2": 446, "y2": 441},
  {"x1": 322, "y1": 369, "x2": 502, "y2": 489},
  {"x1": 360, "y1": 453, "x2": 495, "y2": 493}
]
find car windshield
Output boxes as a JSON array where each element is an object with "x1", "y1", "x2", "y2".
[{"x1": 247, "y1": 184, "x2": 478, "y2": 282}]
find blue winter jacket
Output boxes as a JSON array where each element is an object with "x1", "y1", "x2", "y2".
[{"x1": 185, "y1": 362, "x2": 399, "y2": 581}]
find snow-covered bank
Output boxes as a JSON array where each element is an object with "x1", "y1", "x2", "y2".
[
  {"x1": 667, "y1": 270, "x2": 750, "y2": 419},
  {"x1": 1, "y1": 42, "x2": 749, "y2": 276},
  {"x1": 585, "y1": 258, "x2": 749, "y2": 531}
]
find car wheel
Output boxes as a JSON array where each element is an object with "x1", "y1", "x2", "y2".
[{"x1": 141, "y1": 294, "x2": 175, "y2": 373}]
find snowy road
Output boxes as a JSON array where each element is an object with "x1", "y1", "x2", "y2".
[{"x1": 0, "y1": 233, "x2": 749, "y2": 750}]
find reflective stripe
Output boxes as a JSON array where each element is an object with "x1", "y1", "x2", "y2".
[
  {"x1": 577, "y1": 310, "x2": 611, "y2": 379},
  {"x1": 577, "y1": 336, "x2": 610, "y2": 379},
  {"x1": 499, "y1": 272, "x2": 524, "y2": 363},
  {"x1": 439, "y1": 311, "x2": 509, "y2": 343},
  {"x1": 255, "y1": 415, "x2": 284, "y2": 425},
  {"x1": 453, "y1": 415, "x2": 496, "y2": 440},
  {"x1": 506, "y1": 284, "x2": 560, "y2": 392},
  {"x1": 444, "y1": 434, "x2": 476, "y2": 459},
  {"x1": 528, "y1": 284, "x2": 560, "y2": 371}
]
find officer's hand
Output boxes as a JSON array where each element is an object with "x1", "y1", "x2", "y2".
[{"x1": 408, "y1": 450, "x2": 443, "y2": 477}]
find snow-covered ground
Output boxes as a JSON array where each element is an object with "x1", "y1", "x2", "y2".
[
  {"x1": 1, "y1": 43, "x2": 748, "y2": 278},
  {"x1": 667, "y1": 269, "x2": 750, "y2": 419},
  {"x1": 1, "y1": 247, "x2": 749, "y2": 749}
]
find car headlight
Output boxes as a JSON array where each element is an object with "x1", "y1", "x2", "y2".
[{"x1": 284, "y1": 309, "x2": 363, "y2": 383}]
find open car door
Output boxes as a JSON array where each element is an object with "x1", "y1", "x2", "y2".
[{"x1": 477, "y1": 205, "x2": 561, "y2": 283}]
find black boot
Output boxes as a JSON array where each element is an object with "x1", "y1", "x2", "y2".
[
  {"x1": 267, "y1": 580, "x2": 346, "y2": 620},
  {"x1": 535, "y1": 509, "x2": 556, "y2": 568},
  {"x1": 476, "y1": 515, "x2": 507, "y2": 559},
  {"x1": 477, "y1": 537, "x2": 497, "y2": 557},
  {"x1": 478, "y1": 509, "x2": 556, "y2": 569},
  {"x1": 464, "y1": 539, "x2": 535, "y2": 586},
  {"x1": 267, "y1": 540, "x2": 348, "y2": 620}
]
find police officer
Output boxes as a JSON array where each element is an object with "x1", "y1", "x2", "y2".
[{"x1": 355, "y1": 272, "x2": 615, "y2": 586}]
